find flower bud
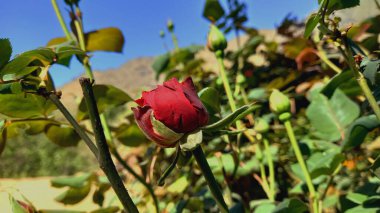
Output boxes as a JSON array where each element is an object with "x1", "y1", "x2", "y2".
[
  {"x1": 167, "y1": 19, "x2": 174, "y2": 32},
  {"x1": 133, "y1": 78, "x2": 209, "y2": 148},
  {"x1": 207, "y1": 25, "x2": 227, "y2": 52},
  {"x1": 254, "y1": 119, "x2": 269, "y2": 134},
  {"x1": 269, "y1": 89, "x2": 290, "y2": 114},
  {"x1": 159, "y1": 30, "x2": 165, "y2": 38}
]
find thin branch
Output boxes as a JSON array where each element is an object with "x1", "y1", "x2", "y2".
[
  {"x1": 79, "y1": 78, "x2": 139, "y2": 213},
  {"x1": 47, "y1": 93, "x2": 99, "y2": 160}
]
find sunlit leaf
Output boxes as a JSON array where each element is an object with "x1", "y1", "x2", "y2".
[
  {"x1": 116, "y1": 123, "x2": 147, "y2": 147},
  {"x1": 85, "y1": 27, "x2": 125, "y2": 53},
  {"x1": 304, "y1": 13, "x2": 320, "y2": 38},
  {"x1": 0, "y1": 38, "x2": 12, "y2": 70},
  {"x1": 45, "y1": 125, "x2": 81, "y2": 147},
  {"x1": 52, "y1": 173, "x2": 94, "y2": 188},
  {"x1": 0, "y1": 93, "x2": 56, "y2": 118},
  {"x1": 198, "y1": 87, "x2": 221, "y2": 114},
  {"x1": 306, "y1": 89, "x2": 360, "y2": 141}
]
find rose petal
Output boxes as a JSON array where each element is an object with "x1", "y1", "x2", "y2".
[{"x1": 132, "y1": 106, "x2": 179, "y2": 147}]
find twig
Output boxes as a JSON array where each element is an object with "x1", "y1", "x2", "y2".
[
  {"x1": 80, "y1": 78, "x2": 139, "y2": 213},
  {"x1": 47, "y1": 93, "x2": 98, "y2": 160}
]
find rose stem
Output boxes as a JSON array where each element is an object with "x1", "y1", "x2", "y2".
[
  {"x1": 255, "y1": 142, "x2": 271, "y2": 199},
  {"x1": 215, "y1": 50, "x2": 244, "y2": 175},
  {"x1": 281, "y1": 115, "x2": 318, "y2": 213},
  {"x1": 157, "y1": 145, "x2": 180, "y2": 186},
  {"x1": 339, "y1": 37, "x2": 380, "y2": 120},
  {"x1": 263, "y1": 137, "x2": 276, "y2": 201},
  {"x1": 101, "y1": 114, "x2": 160, "y2": 213},
  {"x1": 51, "y1": 0, "x2": 74, "y2": 41},
  {"x1": 47, "y1": 93, "x2": 99, "y2": 160},
  {"x1": 316, "y1": 7, "x2": 380, "y2": 120},
  {"x1": 80, "y1": 78, "x2": 139, "y2": 213},
  {"x1": 192, "y1": 146, "x2": 229, "y2": 213}
]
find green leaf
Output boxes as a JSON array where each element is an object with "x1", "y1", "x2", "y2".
[
  {"x1": 152, "y1": 53, "x2": 170, "y2": 78},
  {"x1": 9, "y1": 195, "x2": 28, "y2": 213},
  {"x1": 0, "y1": 93, "x2": 56, "y2": 118},
  {"x1": 232, "y1": 104, "x2": 261, "y2": 123},
  {"x1": 54, "y1": 45, "x2": 86, "y2": 67},
  {"x1": 321, "y1": 70, "x2": 360, "y2": 98},
  {"x1": 52, "y1": 173, "x2": 94, "y2": 205},
  {"x1": 306, "y1": 89, "x2": 360, "y2": 141},
  {"x1": 116, "y1": 123, "x2": 147, "y2": 147},
  {"x1": 346, "y1": 192, "x2": 368, "y2": 204},
  {"x1": 370, "y1": 156, "x2": 380, "y2": 179},
  {"x1": 167, "y1": 176, "x2": 189, "y2": 194},
  {"x1": 0, "y1": 48, "x2": 55, "y2": 81},
  {"x1": 77, "y1": 84, "x2": 133, "y2": 120},
  {"x1": 85, "y1": 27, "x2": 124, "y2": 53},
  {"x1": 51, "y1": 173, "x2": 94, "y2": 188},
  {"x1": 360, "y1": 58, "x2": 380, "y2": 86},
  {"x1": 90, "y1": 207, "x2": 120, "y2": 213},
  {"x1": 0, "y1": 38, "x2": 12, "y2": 70},
  {"x1": 343, "y1": 115, "x2": 380, "y2": 151},
  {"x1": 254, "y1": 203, "x2": 276, "y2": 213},
  {"x1": 291, "y1": 150, "x2": 344, "y2": 180},
  {"x1": 0, "y1": 81, "x2": 23, "y2": 94},
  {"x1": 201, "y1": 105, "x2": 249, "y2": 131},
  {"x1": 203, "y1": 0, "x2": 225, "y2": 22},
  {"x1": 45, "y1": 125, "x2": 81, "y2": 147},
  {"x1": 272, "y1": 198, "x2": 308, "y2": 213},
  {"x1": 47, "y1": 37, "x2": 68, "y2": 47},
  {"x1": 198, "y1": 87, "x2": 221, "y2": 114},
  {"x1": 304, "y1": 13, "x2": 320, "y2": 38},
  {"x1": 319, "y1": 0, "x2": 360, "y2": 13},
  {"x1": 54, "y1": 182, "x2": 92, "y2": 205}
]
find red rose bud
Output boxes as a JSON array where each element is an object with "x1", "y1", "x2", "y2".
[{"x1": 133, "y1": 77, "x2": 209, "y2": 147}]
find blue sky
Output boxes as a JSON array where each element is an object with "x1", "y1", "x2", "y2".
[{"x1": 0, "y1": 0, "x2": 318, "y2": 87}]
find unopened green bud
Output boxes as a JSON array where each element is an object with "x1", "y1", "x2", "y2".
[
  {"x1": 254, "y1": 119, "x2": 269, "y2": 134},
  {"x1": 159, "y1": 30, "x2": 165, "y2": 38},
  {"x1": 167, "y1": 19, "x2": 174, "y2": 32},
  {"x1": 269, "y1": 89, "x2": 290, "y2": 114},
  {"x1": 207, "y1": 25, "x2": 227, "y2": 52},
  {"x1": 236, "y1": 73, "x2": 246, "y2": 84}
]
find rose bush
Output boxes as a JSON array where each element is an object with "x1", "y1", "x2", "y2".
[{"x1": 132, "y1": 77, "x2": 209, "y2": 147}]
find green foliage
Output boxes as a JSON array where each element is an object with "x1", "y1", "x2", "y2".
[
  {"x1": 343, "y1": 114, "x2": 380, "y2": 150},
  {"x1": 198, "y1": 87, "x2": 221, "y2": 114},
  {"x1": 48, "y1": 27, "x2": 125, "y2": 53},
  {"x1": 306, "y1": 89, "x2": 360, "y2": 141},
  {"x1": 0, "y1": 93, "x2": 55, "y2": 118},
  {"x1": 203, "y1": 0, "x2": 225, "y2": 22},
  {"x1": 360, "y1": 58, "x2": 380, "y2": 86},
  {"x1": 115, "y1": 123, "x2": 147, "y2": 147},
  {"x1": 272, "y1": 198, "x2": 308, "y2": 213},
  {"x1": 77, "y1": 84, "x2": 133, "y2": 120},
  {"x1": 291, "y1": 150, "x2": 344, "y2": 180},
  {"x1": 0, "y1": 38, "x2": 12, "y2": 70},
  {"x1": 0, "y1": 133, "x2": 96, "y2": 178},
  {"x1": 201, "y1": 105, "x2": 249, "y2": 131}
]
